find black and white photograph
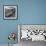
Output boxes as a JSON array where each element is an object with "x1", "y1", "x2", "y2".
[
  {"x1": 3, "y1": 5, "x2": 17, "y2": 20},
  {"x1": 18, "y1": 25, "x2": 46, "y2": 46}
]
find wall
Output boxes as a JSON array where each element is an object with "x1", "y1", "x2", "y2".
[
  {"x1": 0, "y1": 0, "x2": 46, "y2": 45},
  {"x1": 20, "y1": 0, "x2": 46, "y2": 24},
  {"x1": 0, "y1": 0, "x2": 19, "y2": 44}
]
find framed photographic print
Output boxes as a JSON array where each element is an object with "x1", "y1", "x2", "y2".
[
  {"x1": 18, "y1": 24, "x2": 46, "y2": 41},
  {"x1": 3, "y1": 5, "x2": 17, "y2": 20}
]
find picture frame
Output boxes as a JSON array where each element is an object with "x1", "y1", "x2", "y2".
[
  {"x1": 18, "y1": 24, "x2": 46, "y2": 42},
  {"x1": 3, "y1": 5, "x2": 18, "y2": 20}
]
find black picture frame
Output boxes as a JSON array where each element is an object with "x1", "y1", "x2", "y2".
[{"x1": 3, "y1": 5, "x2": 18, "y2": 20}]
